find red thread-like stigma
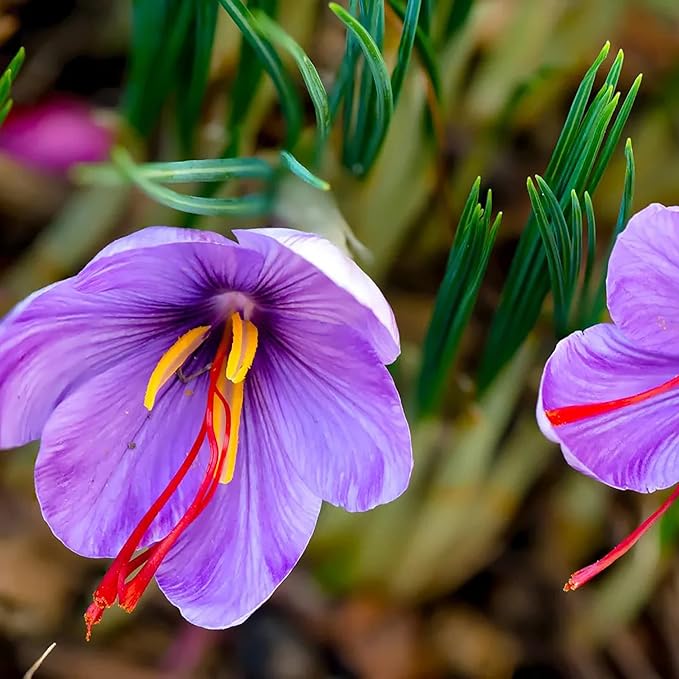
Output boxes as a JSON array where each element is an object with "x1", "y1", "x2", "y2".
[
  {"x1": 546, "y1": 375, "x2": 679, "y2": 426},
  {"x1": 85, "y1": 338, "x2": 232, "y2": 640}
]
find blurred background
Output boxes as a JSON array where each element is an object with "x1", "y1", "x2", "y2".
[{"x1": 1, "y1": 0, "x2": 679, "y2": 677}]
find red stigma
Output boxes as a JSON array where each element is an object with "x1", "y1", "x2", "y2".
[
  {"x1": 546, "y1": 374, "x2": 679, "y2": 426},
  {"x1": 563, "y1": 485, "x2": 679, "y2": 592},
  {"x1": 85, "y1": 339, "x2": 232, "y2": 640}
]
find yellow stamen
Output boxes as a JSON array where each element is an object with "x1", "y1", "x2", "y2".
[
  {"x1": 219, "y1": 380, "x2": 244, "y2": 484},
  {"x1": 144, "y1": 326, "x2": 210, "y2": 411},
  {"x1": 225, "y1": 312, "x2": 258, "y2": 383},
  {"x1": 211, "y1": 369, "x2": 228, "y2": 454}
]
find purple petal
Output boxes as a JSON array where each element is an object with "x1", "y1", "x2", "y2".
[
  {"x1": 235, "y1": 228, "x2": 400, "y2": 364},
  {"x1": 35, "y1": 338, "x2": 216, "y2": 557},
  {"x1": 539, "y1": 323, "x2": 679, "y2": 492},
  {"x1": 0, "y1": 228, "x2": 263, "y2": 448},
  {"x1": 156, "y1": 385, "x2": 322, "y2": 629},
  {"x1": 607, "y1": 203, "x2": 679, "y2": 355},
  {"x1": 255, "y1": 319, "x2": 412, "y2": 511}
]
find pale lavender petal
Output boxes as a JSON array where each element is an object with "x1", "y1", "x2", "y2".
[
  {"x1": 35, "y1": 340, "x2": 216, "y2": 557},
  {"x1": 607, "y1": 203, "x2": 679, "y2": 355},
  {"x1": 539, "y1": 323, "x2": 679, "y2": 492},
  {"x1": 156, "y1": 383, "x2": 322, "y2": 629},
  {"x1": 235, "y1": 228, "x2": 400, "y2": 363},
  {"x1": 255, "y1": 319, "x2": 412, "y2": 511},
  {"x1": 0, "y1": 228, "x2": 263, "y2": 448}
]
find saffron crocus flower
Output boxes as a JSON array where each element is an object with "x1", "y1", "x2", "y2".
[
  {"x1": 537, "y1": 203, "x2": 679, "y2": 589},
  {"x1": 0, "y1": 95, "x2": 112, "y2": 174},
  {"x1": 0, "y1": 226, "x2": 412, "y2": 637}
]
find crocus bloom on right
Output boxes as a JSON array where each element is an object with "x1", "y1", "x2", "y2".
[{"x1": 537, "y1": 203, "x2": 679, "y2": 589}]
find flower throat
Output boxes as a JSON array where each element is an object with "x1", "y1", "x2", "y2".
[{"x1": 84, "y1": 311, "x2": 258, "y2": 640}]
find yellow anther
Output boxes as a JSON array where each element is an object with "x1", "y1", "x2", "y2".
[
  {"x1": 219, "y1": 381, "x2": 244, "y2": 484},
  {"x1": 225, "y1": 312, "x2": 258, "y2": 383},
  {"x1": 211, "y1": 370, "x2": 228, "y2": 454},
  {"x1": 144, "y1": 326, "x2": 210, "y2": 411}
]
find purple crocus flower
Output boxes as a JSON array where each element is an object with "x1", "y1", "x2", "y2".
[
  {"x1": 537, "y1": 203, "x2": 679, "y2": 589},
  {"x1": 0, "y1": 226, "x2": 412, "y2": 637},
  {"x1": 0, "y1": 95, "x2": 112, "y2": 174}
]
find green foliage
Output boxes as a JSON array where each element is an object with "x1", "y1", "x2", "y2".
[
  {"x1": 177, "y1": 0, "x2": 218, "y2": 151},
  {"x1": 330, "y1": 0, "x2": 440, "y2": 177},
  {"x1": 254, "y1": 11, "x2": 330, "y2": 154},
  {"x1": 124, "y1": 0, "x2": 217, "y2": 151},
  {"x1": 330, "y1": 2, "x2": 394, "y2": 175},
  {"x1": 279, "y1": 150, "x2": 330, "y2": 191},
  {"x1": 225, "y1": 0, "x2": 278, "y2": 159},
  {"x1": 0, "y1": 48, "x2": 25, "y2": 126},
  {"x1": 477, "y1": 44, "x2": 641, "y2": 391},
  {"x1": 216, "y1": 0, "x2": 302, "y2": 150},
  {"x1": 387, "y1": 0, "x2": 441, "y2": 100},
  {"x1": 90, "y1": 148, "x2": 328, "y2": 219},
  {"x1": 416, "y1": 178, "x2": 501, "y2": 416},
  {"x1": 578, "y1": 138, "x2": 636, "y2": 329},
  {"x1": 442, "y1": 0, "x2": 475, "y2": 41}
]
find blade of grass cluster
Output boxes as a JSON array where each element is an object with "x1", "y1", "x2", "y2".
[
  {"x1": 330, "y1": 2, "x2": 394, "y2": 174},
  {"x1": 125, "y1": 0, "x2": 195, "y2": 137},
  {"x1": 112, "y1": 149, "x2": 270, "y2": 217},
  {"x1": 586, "y1": 139, "x2": 635, "y2": 325},
  {"x1": 254, "y1": 12, "x2": 330, "y2": 150},
  {"x1": 543, "y1": 43, "x2": 611, "y2": 184},
  {"x1": 217, "y1": 0, "x2": 302, "y2": 150},
  {"x1": 389, "y1": 0, "x2": 423, "y2": 106},
  {"x1": 527, "y1": 177, "x2": 571, "y2": 335},
  {"x1": 328, "y1": 0, "x2": 360, "y2": 123},
  {"x1": 177, "y1": 0, "x2": 218, "y2": 152},
  {"x1": 343, "y1": 0, "x2": 383, "y2": 169},
  {"x1": 477, "y1": 44, "x2": 639, "y2": 391},
  {"x1": 387, "y1": 0, "x2": 441, "y2": 100},
  {"x1": 588, "y1": 75, "x2": 641, "y2": 191},
  {"x1": 225, "y1": 0, "x2": 278, "y2": 158},
  {"x1": 416, "y1": 179, "x2": 501, "y2": 415}
]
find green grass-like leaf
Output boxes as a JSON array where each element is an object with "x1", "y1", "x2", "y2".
[
  {"x1": 0, "y1": 47, "x2": 25, "y2": 128},
  {"x1": 124, "y1": 0, "x2": 195, "y2": 137},
  {"x1": 112, "y1": 149, "x2": 270, "y2": 218},
  {"x1": 217, "y1": 0, "x2": 302, "y2": 150},
  {"x1": 279, "y1": 150, "x2": 330, "y2": 190},
  {"x1": 77, "y1": 156, "x2": 275, "y2": 186},
  {"x1": 177, "y1": 0, "x2": 218, "y2": 152},
  {"x1": 225, "y1": 0, "x2": 277, "y2": 158},
  {"x1": 477, "y1": 44, "x2": 640, "y2": 391},
  {"x1": 330, "y1": 2, "x2": 394, "y2": 174},
  {"x1": 584, "y1": 138, "x2": 636, "y2": 326},
  {"x1": 387, "y1": 0, "x2": 441, "y2": 100},
  {"x1": 254, "y1": 11, "x2": 330, "y2": 149},
  {"x1": 416, "y1": 178, "x2": 502, "y2": 415}
]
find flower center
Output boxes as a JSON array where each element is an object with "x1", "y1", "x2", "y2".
[{"x1": 84, "y1": 311, "x2": 258, "y2": 640}]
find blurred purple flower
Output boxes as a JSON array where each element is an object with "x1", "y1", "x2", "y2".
[
  {"x1": 0, "y1": 226, "x2": 412, "y2": 636},
  {"x1": 537, "y1": 204, "x2": 679, "y2": 589},
  {"x1": 0, "y1": 95, "x2": 112, "y2": 173}
]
